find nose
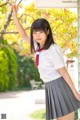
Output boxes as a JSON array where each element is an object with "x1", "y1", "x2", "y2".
[
  {"x1": 35, "y1": 34, "x2": 41, "y2": 40},
  {"x1": 36, "y1": 33, "x2": 41, "y2": 37}
]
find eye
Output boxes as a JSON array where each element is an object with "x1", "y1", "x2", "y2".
[
  {"x1": 33, "y1": 31, "x2": 37, "y2": 34},
  {"x1": 40, "y1": 30, "x2": 44, "y2": 33}
]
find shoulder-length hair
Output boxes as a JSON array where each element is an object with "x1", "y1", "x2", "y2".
[{"x1": 30, "y1": 18, "x2": 55, "y2": 53}]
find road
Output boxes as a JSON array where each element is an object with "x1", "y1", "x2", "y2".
[{"x1": 0, "y1": 90, "x2": 45, "y2": 120}]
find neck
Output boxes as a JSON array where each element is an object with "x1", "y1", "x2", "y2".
[{"x1": 40, "y1": 43, "x2": 45, "y2": 49}]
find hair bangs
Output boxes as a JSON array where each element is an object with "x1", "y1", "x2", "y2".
[{"x1": 31, "y1": 19, "x2": 47, "y2": 33}]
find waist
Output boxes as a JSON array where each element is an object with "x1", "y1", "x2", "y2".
[{"x1": 41, "y1": 74, "x2": 62, "y2": 83}]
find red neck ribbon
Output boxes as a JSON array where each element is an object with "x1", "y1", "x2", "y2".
[{"x1": 35, "y1": 48, "x2": 43, "y2": 68}]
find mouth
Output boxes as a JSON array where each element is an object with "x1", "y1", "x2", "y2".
[{"x1": 37, "y1": 39, "x2": 42, "y2": 41}]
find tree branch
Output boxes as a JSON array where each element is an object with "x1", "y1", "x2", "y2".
[
  {"x1": 0, "y1": 10, "x2": 13, "y2": 40},
  {"x1": 0, "y1": 2, "x2": 7, "y2": 7},
  {"x1": 18, "y1": 0, "x2": 23, "y2": 5},
  {"x1": 19, "y1": 14, "x2": 35, "y2": 21},
  {"x1": 11, "y1": 13, "x2": 35, "y2": 21},
  {"x1": 53, "y1": 23, "x2": 63, "y2": 32},
  {"x1": 53, "y1": 18, "x2": 65, "y2": 32},
  {"x1": 0, "y1": 0, "x2": 31, "y2": 40},
  {"x1": 0, "y1": 27, "x2": 30, "y2": 34},
  {"x1": 0, "y1": 42, "x2": 18, "y2": 48},
  {"x1": 0, "y1": 0, "x2": 24, "y2": 40}
]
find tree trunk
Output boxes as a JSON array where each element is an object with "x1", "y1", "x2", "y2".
[{"x1": 0, "y1": 10, "x2": 12, "y2": 40}]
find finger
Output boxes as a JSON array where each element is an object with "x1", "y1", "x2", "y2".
[
  {"x1": 16, "y1": 5, "x2": 19, "y2": 11},
  {"x1": 12, "y1": 5, "x2": 17, "y2": 11},
  {"x1": 12, "y1": 4, "x2": 15, "y2": 8}
]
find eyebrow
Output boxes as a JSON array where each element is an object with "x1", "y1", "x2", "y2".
[{"x1": 33, "y1": 29, "x2": 43, "y2": 32}]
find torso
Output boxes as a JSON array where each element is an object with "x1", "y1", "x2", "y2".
[{"x1": 35, "y1": 43, "x2": 65, "y2": 83}]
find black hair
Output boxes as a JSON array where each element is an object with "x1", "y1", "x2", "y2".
[{"x1": 30, "y1": 18, "x2": 55, "y2": 53}]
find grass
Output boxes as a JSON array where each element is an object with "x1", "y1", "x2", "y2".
[
  {"x1": 30, "y1": 109, "x2": 78, "y2": 120},
  {"x1": 30, "y1": 108, "x2": 46, "y2": 120}
]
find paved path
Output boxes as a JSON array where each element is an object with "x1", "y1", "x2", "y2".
[{"x1": 0, "y1": 90, "x2": 45, "y2": 120}]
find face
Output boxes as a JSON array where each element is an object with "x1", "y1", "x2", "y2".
[{"x1": 33, "y1": 30, "x2": 48, "y2": 48}]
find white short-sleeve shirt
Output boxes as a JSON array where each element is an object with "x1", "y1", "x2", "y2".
[{"x1": 35, "y1": 43, "x2": 65, "y2": 83}]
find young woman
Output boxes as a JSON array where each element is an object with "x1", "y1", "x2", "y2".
[{"x1": 12, "y1": 5, "x2": 80, "y2": 120}]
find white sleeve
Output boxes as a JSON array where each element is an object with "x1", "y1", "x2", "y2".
[{"x1": 50, "y1": 45, "x2": 65, "y2": 69}]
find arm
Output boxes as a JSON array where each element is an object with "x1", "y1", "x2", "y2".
[
  {"x1": 12, "y1": 5, "x2": 30, "y2": 43},
  {"x1": 58, "y1": 67, "x2": 80, "y2": 101}
]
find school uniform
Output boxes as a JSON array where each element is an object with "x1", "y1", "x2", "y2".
[{"x1": 35, "y1": 43, "x2": 80, "y2": 120}]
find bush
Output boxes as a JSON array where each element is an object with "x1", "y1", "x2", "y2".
[
  {"x1": 0, "y1": 40, "x2": 18, "y2": 91},
  {"x1": 16, "y1": 52, "x2": 42, "y2": 88},
  {"x1": 0, "y1": 50, "x2": 9, "y2": 91},
  {"x1": 75, "y1": 110, "x2": 78, "y2": 120},
  {"x1": 3, "y1": 47, "x2": 18, "y2": 90}
]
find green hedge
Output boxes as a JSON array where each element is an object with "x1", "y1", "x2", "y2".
[
  {"x1": 3, "y1": 47, "x2": 18, "y2": 90},
  {"x1": 0, "y1": 46, "x2": 18, "y2": 91},
  {"x1": 0, "y1": 50, "x2": 9, "y2": 91},
  {"x1": 16, "y1": 52, "x2": 42, "y2": 88}
]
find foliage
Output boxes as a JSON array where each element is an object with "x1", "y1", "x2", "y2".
[
  {"x1": 0, "y1": 49, "x2": 9, "y2": 91},
  {"x1": 0, "y1": 1, "x2": 77, "y2": 58},
  {"x1": 75, "y1": 110, "x2": 78, "y2": 120},
  {"x1": 3, "y1": 48, "x2": 18, "y2": 90},
  {"x1": 30, "y1": 109, "x2": 46, "y2": 120},
  {"x1": 16, "y1": 52, "x2": 41, "y2": 88},
  {"x1": 24, "y1": 3, "x2": 77, "y2": 57},
  {"x1": 0, "y1": 0, "x2": 78, "y2": 91},
  {"x1": 0, "y1": 40, "x2": 18, "y2": 91}
]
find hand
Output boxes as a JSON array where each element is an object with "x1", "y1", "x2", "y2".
[{"x1": 12, "y1": 4, "x2": 18, "y2": 18}]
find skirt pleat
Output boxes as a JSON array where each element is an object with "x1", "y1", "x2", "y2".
[{"x1": 45, "y1": 77, "x2": 80, "y2": 120}]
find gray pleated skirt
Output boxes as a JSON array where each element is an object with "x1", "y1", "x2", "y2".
[{"x1": 45, "y1": 77, "x2": 80, "y2": 120}]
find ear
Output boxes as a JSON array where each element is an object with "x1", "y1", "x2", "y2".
[{"x1": 47, "y1": 29, "x2": 49, "y2": 35}]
